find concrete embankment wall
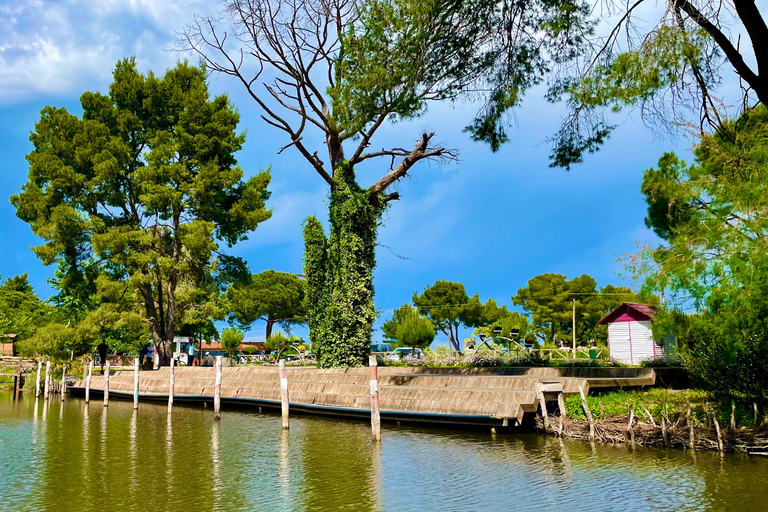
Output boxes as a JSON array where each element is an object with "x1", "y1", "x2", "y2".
[{"x1": 71, "y1": 366, "x2": 656, "y2": 427}]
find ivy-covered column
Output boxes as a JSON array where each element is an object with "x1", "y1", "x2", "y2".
[{"x1": 303, "y1": 162, "x2": 380, "y2": 368}]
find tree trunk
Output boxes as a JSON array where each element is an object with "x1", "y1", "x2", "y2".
[
  {"x1": 151, "y1": 328, "x2": 172, "y2": 367},
  {"x1": 265, "y1": 318, "x2": 277, "y2": 340}
]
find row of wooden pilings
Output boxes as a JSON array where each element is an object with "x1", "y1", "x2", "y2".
[{"x1": 33, "y1": 354, "x2": 384, "y2": 442}]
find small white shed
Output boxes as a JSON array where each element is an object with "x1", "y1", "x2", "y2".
[{"x1": 597, "y1": 302, "x2": 675, "y2": 365}]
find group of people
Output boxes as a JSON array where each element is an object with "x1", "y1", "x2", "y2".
[{"x1": 94, "y1": 340, "x2": 213, "y2": 372}]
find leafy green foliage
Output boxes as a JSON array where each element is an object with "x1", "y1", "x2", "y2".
[
  {"x1": 12, "y1": 58, "x2": 272, "y2": 365},
  {"x1": 412, "y1": 280, "x2": 483, "y2": 351},
  {"x1": 381, "y1": 304, "x2": 418, "y2": 343},
  {"x1": 395, "y1": 314, "x2": 435, "y2": 352},
  {"x1": 227, "y1": 270, "x2": 305, "y2": 338},
  {"x1": 220, "y1": 327, "x2": 244, "y2": 357},
  {"x1": 630, "y1": 106, "x2": 768, "y2": 405},
  {"x1": 302, "y1": 162, "x2": 379, "y2": 367}
]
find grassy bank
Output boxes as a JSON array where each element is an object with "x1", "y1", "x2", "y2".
[{"x1": 547, "y1": 388, "x2": 768, "y2": 453}]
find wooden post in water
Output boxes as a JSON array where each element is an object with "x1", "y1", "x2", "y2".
[
  {"x1": 578, "y1": 385, "x2": 595, "y2": 442},
  {"x1": 12, "y1": 364, "x2": 20, "y2": 399},
  {"x1": 536, "y1": 383, "x2": 549, "y2": 433},
  {"x1": 85, "y1": 361, "x2": 92, "y2": 404},
  {"x1": 712, "y1": 411, "x2": 724, "y2": 453},
  {"x1": 661, "y1": 414, "x2": 670, "y2": 448},
  {"x1": 687, "y1": 403, "x2": 695, "y2": 449},
  {"x1": 60, "y1": 363, "x2": 67, "y2": 401},
  {"x1": 43, "y1": 360, "x2": 51, "y2": 401},
  {"x1": 557, "y1": 392, "x2": 566, "y2": 436},
  {"x1": 35, "y1": 361, "x2": 42, "y2": 398},
  {"x1": 133, "y1": 357, "x2": 140, "y2": 409},
  {"x1": 369, "y1": 355, "x2": 381, "y2": 442},
  {"x1": 279, "y1": 359, "x2": 289, "y2": 429},
  {"x1": 168, "y1": 358, "x2": 175, "y2": 414},
  {"x1": 214, "y1": 356, "x2": 222, "y2": 421},
  {"x1": 103, "y1": 359, "x2": 110, "y2": 407}
]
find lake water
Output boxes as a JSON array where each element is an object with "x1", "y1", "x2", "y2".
[{"x1": 1, "y1": 391, "x2": 767, "y2": 511}]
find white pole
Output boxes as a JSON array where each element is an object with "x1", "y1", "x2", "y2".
[
  {"x1": 369, "y1": 355, "x2": 381, "y2": 442},
  {"x1": 279, "y1": 359, "x2": 289, "y2": 429},
  {"x1": 103, "y1": 359, "x2": 110, "y2": 407},
  {"x1": 133, "y1": 357, "x2": 139, "y2": 409},
  {"x1": 85, "y1": 361, "x2": 92, "y2": 404},
  {"x1": 60, "y1": 363, "x2": 67, "y2": 401},
  {"x1": 214, "y1": 356, "x2": 222, "y2": 421},
  {"x1": 35, "y1": 361, "x2": 42, "y2": 398},
  {"x1": 43, "y1": 360, "x2": 51, "y2": 401},
  {"x1": 168, "y1": 357, "x2": 175, "y2": 414}
]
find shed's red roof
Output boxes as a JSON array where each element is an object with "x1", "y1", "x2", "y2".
[{"x1": 597, "y1": 302, "x2": 657, "y2": 325}]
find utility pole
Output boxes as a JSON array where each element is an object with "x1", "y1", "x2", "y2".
[{"x1": 572, "y1": 298, "x2": 577, "y2": 358}]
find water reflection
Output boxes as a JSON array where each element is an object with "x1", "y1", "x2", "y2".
[{"x1": 1, "y1": 392, "x2": 768, "y2": 512}]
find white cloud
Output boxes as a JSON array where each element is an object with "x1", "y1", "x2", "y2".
[{"x1": 0, "y1": 0, "x2": 214, "y2": 102}]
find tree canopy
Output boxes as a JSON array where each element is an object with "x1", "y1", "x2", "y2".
[
  {"x1": 412, "y1": 280, "x2": 483, "y2": 351},
  {"x1": 12, "y1": 59, "x2": 272, "y2": 365},
  {"x1": 513, "y1": 273, "x2": 654, "y2": 345},
  {"x1": 395, "y1": 313, "x2": 436, "y2": 354},
  {"x1": 227, "y1": 270, "x2": 305, "y2": 339},
  {"x1": 552, "y1": 0, "x2": 768, "y2": 168}
]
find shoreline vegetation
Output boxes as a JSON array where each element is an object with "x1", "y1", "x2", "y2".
[{"x1": 540, "y1": 388, "x2": 768, "y2": 454}]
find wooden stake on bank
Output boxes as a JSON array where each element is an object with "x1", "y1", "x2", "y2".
[
  {"x1": 369, "y1": 355, "x2": 381, "y2": 442},
  {"x1": 214, "y1": 356, "x2": 222, "y2": 421},
  {"x1": 279, "y1": 359, "x2": 289, "y2": 429},
  {"x1": 35, "y1": 361, "x2": 42, "y2": 398},
  {"x1": 103, "y1": 359, "x2": 110, "y2": 407},
  {"x1": 578, "y1": 385, "x2": 595, "y2": 443},
  {"x1": 43, "y1": 360, "x2": 51, "y2": 401},
  {"x1": 85, "y1": 361, "x2": 92, "y2": 404},
  {"x1": 60, "y1": 363, "x2": 67, "y2": 401},
  {"x1": 536, "y1": 382, "x2": 549, "y2": 433},
  {"x1": 687, "y1": 402, "x2": 695, "y2": 449},
  {"x1": 168, "y1": 357, "x2": 175, "y2": 414},
  {"x1": 132, "y1": 357, "x2": 140, "y2": 409}
]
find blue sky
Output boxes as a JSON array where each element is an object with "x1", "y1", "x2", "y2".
[{"x1": 0, "y1": 0, "x2": 698, "y2": 345}]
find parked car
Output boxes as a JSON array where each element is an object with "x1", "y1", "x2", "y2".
[
  {"x1": 370, "y1": 342, "x2": 393, "y2": 353},
  {"x1": 387, "y1": 347, "x2": 424, "y2": 360}
]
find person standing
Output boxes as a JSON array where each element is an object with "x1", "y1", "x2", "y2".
[
  {"x1": 97, "y1": 341, "x2": 108, "y2": 373},
  {"x1": 139, "y1": 343, "x2": 149, "y2": 366},
  {"x1": 187, "y1": 342, "x2": 196, "y2": 366}
]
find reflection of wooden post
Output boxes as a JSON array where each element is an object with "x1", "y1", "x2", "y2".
[
  {"x1": 578, "y1": 386, "x2": 595, "y2": 442},
  {"x1": 44, "y1": 360, "x2": 51, "y2": 401},
  {"x1": 85, "y1": 362, "x2": 92, "y2": 403},
  {"x1": 133, "y1": 358, "x2": 140, "y2": 409},
  {"x1": 214, "y1": 356, "x2": 222, "y2": 421},
  {"x1": 279, "y1": 359, "x2": 289, "y2": 429},
  {"x1": 61, "y1": 364, "x2": 67, "y2": 401},
  {"x1": 35, "y1": 361, "x2": 42, "y2": 398},
  {"x1": 369, "y1": 355, "x2": 381, "y2": 442},
  {"x1": 168, "y1": 358, "x2": 175, "y2": 414},
  {"x1": 103, "y1": 360, "x2": 110, "y2": 407}
]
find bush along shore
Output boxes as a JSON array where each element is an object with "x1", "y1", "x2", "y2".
[{"x1": 537, "y1": 388, "x2": 768, "y2": 454}]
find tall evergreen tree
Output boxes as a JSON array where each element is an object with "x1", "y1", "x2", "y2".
[{"x1": 12, "y1": 59, "x2": 272, "y2": 365}]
